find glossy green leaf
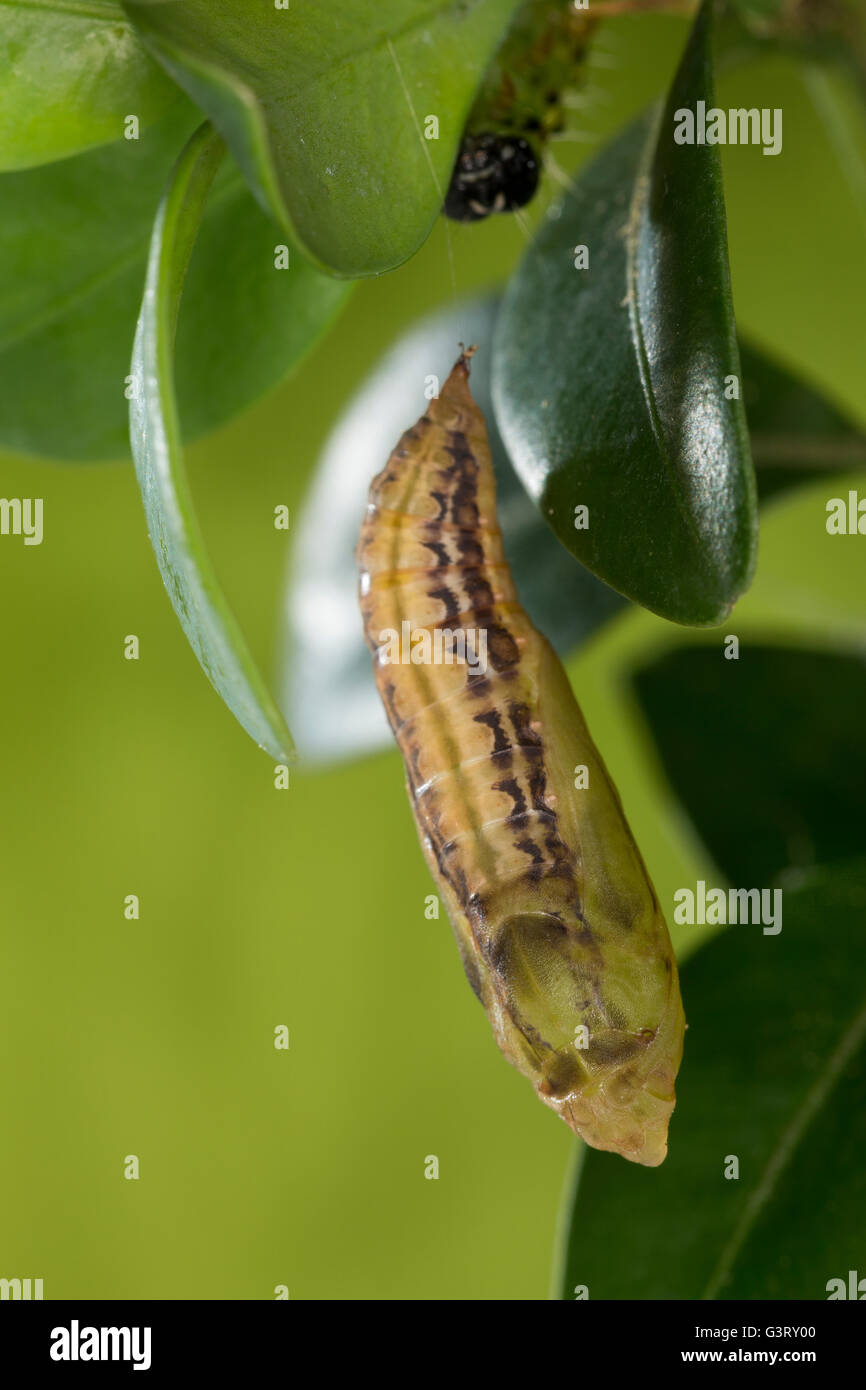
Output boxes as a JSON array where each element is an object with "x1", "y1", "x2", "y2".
[
  {"x1": 556, "y1": 859, "x2": 866, "y2": 1299},
  {"x1": 122, "y1": 0, "x2": 522, "y2": 277},
  {"x1": 283, "y1": 296, "x2": 625, "y2": 763},
  {"x1": 0, "y1": 0, "x2": 182, "y2": 171},
  {"x1": 0, "y1": 106, "x2": 350, "y2": 462},
  {"x1": 633, "y1": 644, "x2": 866, "y2": 885},
  {"x1": 492, "y1": 0, "x2": 757, "y2": 626},
  {"x1": 129, "y1": 122, "x2": 294, "y2": 763}
]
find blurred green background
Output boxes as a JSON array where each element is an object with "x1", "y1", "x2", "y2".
[{"x1": 0, "y1": 16, "x2": 864, "y2": 1299}]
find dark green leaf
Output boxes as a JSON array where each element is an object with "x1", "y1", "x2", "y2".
[
  {"x1": 283, "y1": 296, "x2": 625, "y2": 762},
  {"x1": 0, "y1": 106, "x2": 350, "y2": 462},
  {"x1": 741, "y1": 341, "x2": 866, "y2": 502},
  {"x1": 632, "y1": 644, "x2": 866, "y2": 885},
  {"x1": 557, "y1": 859, "x2": 866, "y2": 1299},
  {"x1": 0, "y1": 0, "x2": 182, "y2": 170},
  {"x1": 123, "y1": 0, "x2": 522, "y2": 277},
  {"x1": 130, "y1": 122, "x2": 294, "y2": 762},
  {"x1": 493, "y1": 0, "x2": 757, "y2": 626}
]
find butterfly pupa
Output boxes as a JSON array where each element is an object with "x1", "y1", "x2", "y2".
[{"x1": 356, "y1": 351, "x2": 685, "y2": 1165}]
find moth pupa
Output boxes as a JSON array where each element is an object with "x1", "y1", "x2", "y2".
[{"x1": 357, "y1": 351, "x2": 685, "y2": 1165}]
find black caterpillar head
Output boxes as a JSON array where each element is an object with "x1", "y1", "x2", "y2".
[{"x1": 444, "y1": 133, "x2": 540, "y2": 223}]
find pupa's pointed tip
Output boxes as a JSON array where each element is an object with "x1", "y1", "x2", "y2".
[{"x1": 440, "y1": 346, "x2": 478, "y2": 402}]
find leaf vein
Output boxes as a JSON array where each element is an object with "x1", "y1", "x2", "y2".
[{"x1": 702, "y1": 992, "x2": 866, "y2": 1299}]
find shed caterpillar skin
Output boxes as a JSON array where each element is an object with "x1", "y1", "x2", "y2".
[{"x1": 357, "y1": 352, "x2": 685, "y2": 1166}]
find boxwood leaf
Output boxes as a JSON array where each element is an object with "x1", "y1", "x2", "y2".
[
  {"x1": 122, "y1": 0, "x2": 522, "y2": 277},
  {"x1": 741, "y1": 341, "x2": 866, "y2": 503},
  {"x1": 556, "y1": 859, "x2": 866, "y2": 1299},
  {"x1": 0, "y1": 0, "x2": 182, "y2": 171},
  {"x1": 283, "y1": 296, "x2": 625, "y2": 762},
  {"x1": 129, "y1": 122, "x2": 294, "y2": 762},
  {"x1": 0, "y1": 106, "x2": 350, "y2": 462},
  {"x1": 492, "y1": 0, "x2": 758, "y2": 626},
  {"x1": 632, "y1": 645, "x2": 866, "y2": 885}
]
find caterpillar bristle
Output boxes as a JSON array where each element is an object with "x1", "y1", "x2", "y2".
[{"x1": 443, "y1": 0, "x2": 598, "y2": 224}]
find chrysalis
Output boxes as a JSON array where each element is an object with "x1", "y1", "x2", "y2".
[
  {"x1": 444, "y1": 0, "x2": 596, "y2": 222},
  {"x1": 357, "y1": 352, "x2": 685, "y2": 1165}
]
